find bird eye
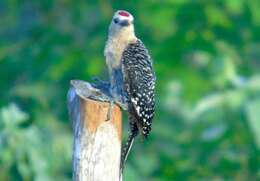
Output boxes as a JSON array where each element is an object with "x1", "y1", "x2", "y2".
[{"x1": 113, "y1": 18, "x2": 119, "y2": 24}]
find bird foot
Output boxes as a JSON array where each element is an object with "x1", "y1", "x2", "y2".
[{"x1": 106, "y1": 99, "x2": 114, "y2": 121}]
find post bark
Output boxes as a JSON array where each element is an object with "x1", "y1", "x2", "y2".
[{"x1": 67, "y1": 80, "x2": 122, "y2": 181}]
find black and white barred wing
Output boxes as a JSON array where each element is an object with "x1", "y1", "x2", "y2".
[{"x1": 122, "y1": 39, "x2": 155, "y2": 137}]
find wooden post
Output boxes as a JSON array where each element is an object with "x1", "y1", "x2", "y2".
[{"x1": 67, "y1": 80, "x2": 122, "y2": 181}]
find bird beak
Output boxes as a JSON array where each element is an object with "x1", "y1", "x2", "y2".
[{"x1": 119, "y1": 20, "x2": 130, "y2": 26}]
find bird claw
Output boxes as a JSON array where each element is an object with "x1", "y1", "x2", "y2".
[
  {"x1": 106, "y1": 97, "x2": 128, "y2": 121},
  {"x1": 106, "y1": 99, "x2": 114, "y2": 121}
]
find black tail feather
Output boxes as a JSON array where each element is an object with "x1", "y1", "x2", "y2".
[{"x1": 120, "y1": 120, "x2": 138, "y2": 174}]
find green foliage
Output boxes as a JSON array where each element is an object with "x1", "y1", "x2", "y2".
[{"x1": 0, "y1": 0, "x2": 260, "y2": 180}]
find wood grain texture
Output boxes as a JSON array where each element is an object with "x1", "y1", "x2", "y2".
[
  {"x1": 80, "y1": 99, "x2": 122, "y2": 140},
  {"x1": 68, "y1": 84, "x2": 122, "y2": 181}
]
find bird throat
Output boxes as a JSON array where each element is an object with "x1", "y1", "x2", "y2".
[{"x1": 105, "y1": 29, "x2": 137, "y2": 71}]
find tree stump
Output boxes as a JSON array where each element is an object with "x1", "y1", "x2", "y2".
[{"x1": 67, "y1": 80, "x2": 122, "y2": 181}]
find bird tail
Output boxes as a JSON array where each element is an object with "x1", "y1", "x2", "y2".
[{"x1": 120, "y1": 119, "x2": 139, "y2": 174}]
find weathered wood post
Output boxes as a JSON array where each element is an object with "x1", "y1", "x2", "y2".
[{"x1": 67, "y1": 80, "x2": 122, "y2": 181}]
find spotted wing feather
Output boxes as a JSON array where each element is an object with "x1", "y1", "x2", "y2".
[{"x1": 122, "y1": 39, "x2": 155, "y2": 137}]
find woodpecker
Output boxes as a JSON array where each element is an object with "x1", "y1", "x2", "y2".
[{"x1": 104, "y1": 10, "x2": 155, "y2": 172}]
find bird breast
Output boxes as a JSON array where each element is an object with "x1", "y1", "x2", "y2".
[{"x1": 104, "y1": 32, "x2": 137, "y2": 71}]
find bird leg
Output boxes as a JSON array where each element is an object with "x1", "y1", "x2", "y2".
[
  {"x1": 106, "y1": 96, "x2": 128, "y2": 121},
  {"x1": 92, "y1": 77, "x2": 111, "y2": 97},
  {"x1": 92, "y1": 77, "x2": 110, "y2": 87}
]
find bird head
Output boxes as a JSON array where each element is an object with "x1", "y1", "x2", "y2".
[{"x1": 108, "y1": 10, "x2": 135, "y2": 37}]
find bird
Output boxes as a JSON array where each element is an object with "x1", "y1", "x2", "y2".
[{"x1": 104, "y1": 10, "x2": 156, "y2": 173}]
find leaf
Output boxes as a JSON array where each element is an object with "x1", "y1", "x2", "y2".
[{"x1": 0, "y1": 103, "x2": 28, "y2": 127}]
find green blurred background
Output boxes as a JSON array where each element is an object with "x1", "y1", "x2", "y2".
[{"x1": 1, "y1": 0, "x2": 260, "y2": 180}]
